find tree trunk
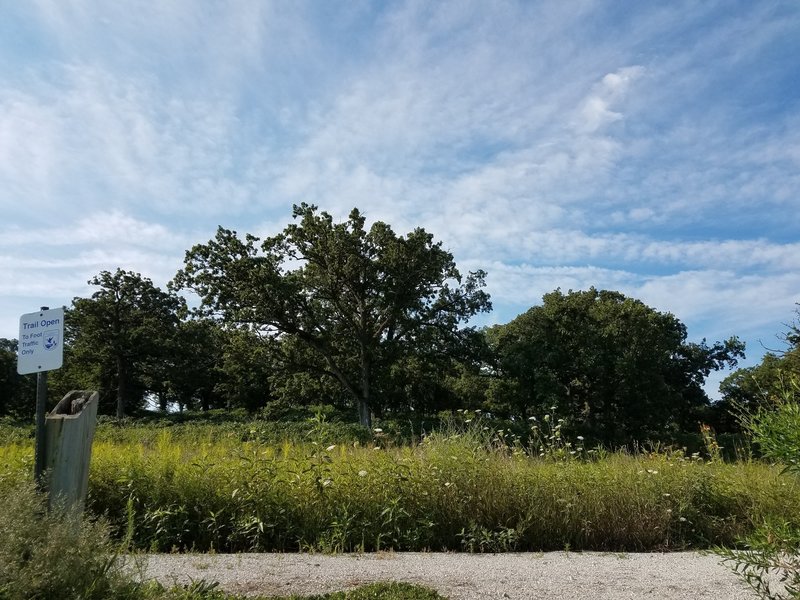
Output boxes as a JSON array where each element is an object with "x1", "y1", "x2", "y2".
[
  {"x1": 116, "y1": 356, "x2": 126, "y2": 419},
  {"x1": 358, "y1": 340, "x2": 372, "y2": 429},
  {"x1": 158, "y1": 392, "x2": 167, "y2": 412},
  {"x1": 358, "y1": 395, "x2": 372, "y2": 429}
]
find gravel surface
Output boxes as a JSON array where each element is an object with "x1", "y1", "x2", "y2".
[{"x1": 140, "y1": 552, "x2": 758, "y2": 599}]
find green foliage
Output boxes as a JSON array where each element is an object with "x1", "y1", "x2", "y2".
[
  {"x1": 164, "y1": 319, "x2": 226, "y2": 412},
  {"x1": 57, "y1": 269, "x2": 186, "y2": 417},
  {"x1": 485, "y1": 288, "x2": 744, "y2": 445},
  {"x1": 717, "y1": 519, "x2": 800, "y2": 600},
  {"x1": 717, "y1": 374, "x2": 800, "y2": 599},
  {"x1": 0, "y1": 417, "x2": 34, "y2": 445},
  {"x1": 282, "y1": 582, "x2": 446, "y2": 599},
  {"x1": 0, "y1": 339, "x2": 36, "y2": 419},
  {"x1": 719, "y1": 305, "x2": 800, "y2": 434},
  {"x1": 172, "y1": 204, "x2": 491, "y2": 427},
  {"x1": 719, "y1": 349, "x2": 800, "y2": 431},
  {"x1": 144, "y1": 581, "x2": 446, "y2": 600},
  {"x1": 0, "y1": 480, "x2": 140, "y2": 600},
  {"x1": 0, "y1": 475, "x2": 440, "y2": 600}
]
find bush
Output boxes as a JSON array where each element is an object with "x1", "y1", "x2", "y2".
[
  {"x1": 0, "y1": 480, "x2": 140, "y2": 600},
  {"x1": 717, "y1": 375, "x2": 800, "y2": 600}
]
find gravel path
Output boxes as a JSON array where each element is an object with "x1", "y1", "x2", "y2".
[{"x1": 140, "y1": 552, "x2": 758, "y2": 599}]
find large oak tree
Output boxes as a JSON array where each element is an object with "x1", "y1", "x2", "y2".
[
  {"x1": 64, "y1": 269, "x2": 185, "y2": 417},
  {"x1": 487, "y1": 288, "x2": 745, "y2": 444},
  {"x1": 172, "y1": 204, "x2": 491, "y2": 427}
]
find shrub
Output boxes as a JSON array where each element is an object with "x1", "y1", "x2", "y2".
[
  {"x1": 717, "y1": 375, "x2": 800, "y2": 600},
  {"x1": 0, "y1": 480, "x2": 140, "y2": 600}
]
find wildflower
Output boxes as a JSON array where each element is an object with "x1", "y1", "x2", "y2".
[
  {"x1": 663, "y1": 493, "x2": 671, "y2": 497},
  {"x1": 322, "y1": 478, "x2": 332, "y2": 487},
  {"x1": 465, "y1": 419, "x2": 472, "y2": 423},
  {"x1": 528, "y1": 416, "x2": 537, "y2": 421},
  {"x1": 373, "y1": 427, "x2": 383, "y2": 433},
  {"x1": 444, "y1": 482, "x2": 451, "y2": 487},
  {"x1": 679, "y1": 517, "x2": 687, "y2": 522},
  {"x1": 577, "y1": 436, "x2": 584, "y2": 441},
  {"x1": 550, "y1": 405, "x2": 557, "y2": 410},
  {"x1": 326, "y1": 444, "x2": 336, "y2": 451},
  {"x1": 646, "y1": 469, "x2": 658, "y2": 475},
  {"x1": 358, "y1": 470, "x2": 368, "y2": 477},
  {"x1": 373, "y1": 446, "x2": 381, "y2": 451}
]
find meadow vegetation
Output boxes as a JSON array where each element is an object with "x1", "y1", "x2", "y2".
[
  {"x1": 0, "y1": 481, "x2": 444, "y2": 600},
  {"x1": 1, "y1": 415, "x2": 798, "y2": 556}
]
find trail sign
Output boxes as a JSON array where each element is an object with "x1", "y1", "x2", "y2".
[{"x1": 18, "y1": 307, "x2": 64, "y2": 374}]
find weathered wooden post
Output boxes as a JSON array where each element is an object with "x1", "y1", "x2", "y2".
[{"x1": 44, "y1": 390, "x2": 99, "y2": 512}]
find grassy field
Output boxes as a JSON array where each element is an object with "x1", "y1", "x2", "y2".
[{"x1": 1, "y1": 419, "x2": 797, "y2": 554}]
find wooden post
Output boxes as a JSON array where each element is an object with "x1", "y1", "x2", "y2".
[{"x1": 45, "y1": 390, "x2": 99, "y2": 512}]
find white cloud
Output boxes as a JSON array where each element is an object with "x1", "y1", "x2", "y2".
[
  {"x1": 0, "y1": 65, "x2": 263, "y2": 222},
  {"x1": 0, "y1": 0, "x2": 797, "y2": 392},
  {"x1": 575, "y1": 66, "x2": 645, "y2": 133},
  {"x1": 0, "y1": 211, "x2": 188, "y2": 250}
]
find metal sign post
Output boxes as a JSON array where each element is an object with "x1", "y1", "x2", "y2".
[
  {"x1": 35, "y1": 369, "x2": 47, "y2": 483},
  {"x1": 18, "y1": 306, "x2": 64, "y2": 485}
]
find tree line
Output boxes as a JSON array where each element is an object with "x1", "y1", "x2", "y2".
[{"x1": 2, "y1": 204, "x2": 795, "y2": 445}]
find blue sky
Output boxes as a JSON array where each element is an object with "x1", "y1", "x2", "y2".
[{"x1": 1, "y1": 1, "x2": 799, "y2": 396}]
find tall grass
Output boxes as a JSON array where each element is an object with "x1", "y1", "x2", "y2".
[
  {"x1": 2, "y1": 420, "x2": 798, "y2": 555},
  {"x1": 72, "y1": 427, "x2": 800, "y2": 553},
  {"x1": 0, "y1": 477, "x2": 443, "y2": 600}
]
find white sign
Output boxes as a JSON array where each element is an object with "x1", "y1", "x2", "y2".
[{"x1": 17, "y1": 307, "x2": 64, "y2": 375}]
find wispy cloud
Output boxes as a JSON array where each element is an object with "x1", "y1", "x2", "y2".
[{"x1": 0, "y1": 0, "x2": 798, "y2": 393}]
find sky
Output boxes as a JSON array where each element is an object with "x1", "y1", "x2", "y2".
[{"x1": 1, "y1": 1, "x2": 799, "y2": 397}]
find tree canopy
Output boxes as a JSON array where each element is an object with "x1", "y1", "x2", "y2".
[
  {"x1": 718, "y1": 306, "x2": 800, "y2": 430},
  {"x1": 0, "y1": 338, "x2": 36, "y2": 418},
  {"x1": 485, "y1": 288, "x2": 744, "y2": 445},
  {"x1": 172, "y1": 203, "x2": 491, "y2": 427},
  {"x1": 12, "y1": 206, "x2": 762, "y2": 445},
  {"x1": 62, "y1": 269, "x2": 186, "y2": 417}
]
